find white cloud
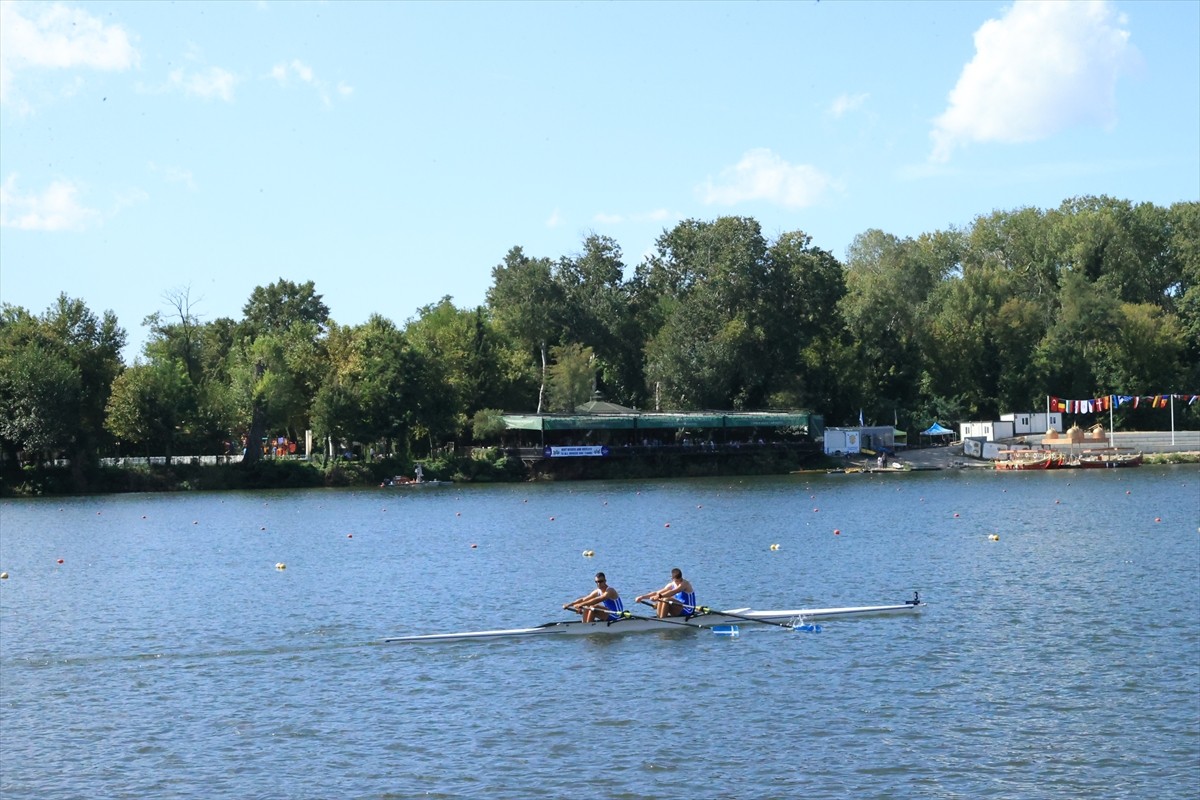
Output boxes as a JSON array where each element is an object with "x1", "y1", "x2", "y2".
[
  {"x1": 545, "y1": 208, "x2": 563, "y2": 228},
  {"x1": 930, "y1": 0, "x2": 1137, "y2": 162},
  {"x1": 149, "y1": 162, "x2": 196, "y2": 190},
  {"x1": 168, "y1": 66, "x2": 238, "y2": 102},
  {"x1": 829, "y1": 92, "x2": 869, "y2": 118},
  {"x1": 0, "y1": 175, "x2": 99, "y2": 231},
  {"x1": 0, "y1": 1, "x2": 139, "y2": 106},
  {"x1": 698, "y1": 148, "x2": 834, "y2": 209},
  {"x1": 271, "y1": 59, "x2": 351, "y2": 107}
]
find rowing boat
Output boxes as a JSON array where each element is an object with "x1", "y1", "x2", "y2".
[{"x1": 382, "y1": 597, "x2": 923, "y2": 643}]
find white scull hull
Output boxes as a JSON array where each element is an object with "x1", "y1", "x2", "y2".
[{"x1": 383, "y1": 600, "x2": 922, "y2": 643}]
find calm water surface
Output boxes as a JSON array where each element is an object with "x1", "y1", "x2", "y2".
[{"x1": 2, "y1": 467, "x2": 1198, "y2": 799}]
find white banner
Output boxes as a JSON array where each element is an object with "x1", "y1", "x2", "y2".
[{"x1": 543, "y1": 446, "x2": 610, "y2": 458}]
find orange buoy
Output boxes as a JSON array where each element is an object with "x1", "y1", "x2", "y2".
[
  {"x1": 664, "y1": 522, "x2": 670, "y2": 528},
  {"x1": 471, "y1": 544, "x2": 478, "y2": 549},
  {"x1": 833, "y1": 529, "x2": 841, "y2": 535},
  {"x1": 57, "y1": 558, "x2": 64, "y2": 564},
  {"x1": 347, "y1": 534, "x2": 353, "y2": 538}
]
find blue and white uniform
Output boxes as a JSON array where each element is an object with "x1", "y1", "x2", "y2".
[
  {"x1": 674, "y1": 590, "x2": 697, "y2": 617},
  {"x1": 599, "y1": 596, "x2": 625, "y2": 621}
]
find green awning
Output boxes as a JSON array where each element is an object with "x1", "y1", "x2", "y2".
[{"x1": 500, "y1": 410, "x2": 821, "y2": 433}]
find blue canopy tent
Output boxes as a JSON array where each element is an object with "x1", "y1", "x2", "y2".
[{"x1": 920, "y1": 422, "x2": 955, "y2": 445}]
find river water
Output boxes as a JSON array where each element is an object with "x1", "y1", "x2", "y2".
[{"x1": 1, "y1": 467, "x2": 1198, "y2": 799}]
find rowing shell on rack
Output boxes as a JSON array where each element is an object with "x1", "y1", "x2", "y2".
[{"x1": 382, "y1": 595, "x2": 922, "y2": 643}]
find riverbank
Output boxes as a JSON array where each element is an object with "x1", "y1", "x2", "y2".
[{"x1": 3, "y1": 439, "x2": 1196, "y2": 496}]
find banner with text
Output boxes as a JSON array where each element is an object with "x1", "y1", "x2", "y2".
[{"x1": 544, "y1": 446, "x2": 610, "y2": 458}]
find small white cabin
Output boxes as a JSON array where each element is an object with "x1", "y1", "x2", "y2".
[
  {"x1": 1000, "y1": 412, "x2": 1063, "y2": 435},
  {"x1": 824, "y1": 426, "x2": 896, "y2": 455},
  {"x1": 959, "y1": 421, "x2": 1015, "y2": 441}
]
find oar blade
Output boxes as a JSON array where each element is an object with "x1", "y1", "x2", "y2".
[{"x1": 710, "y1": 624, "x2": 740, "y2": 636}]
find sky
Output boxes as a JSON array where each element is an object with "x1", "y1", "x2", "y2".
[{"x1": 1, "y1": 0, "x2": 1198, "y2": 362}]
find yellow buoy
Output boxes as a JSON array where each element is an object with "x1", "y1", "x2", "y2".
[
  {"x1": 0, "y1": 572, "x2": 8, "y2": 579},
  {"x1": 275, "y1": 562, "x2": 287, "y2": 570},
  {"x1": 988, "y1": 534, "x2": 1000, "y2": 541},
  {"x1": 769, "y1": 543, "x2": 780, "y2": 551}
]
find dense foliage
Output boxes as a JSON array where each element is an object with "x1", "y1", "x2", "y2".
[{"x1": 2, "y1": 196, "x2": 1197, "y2": 480}]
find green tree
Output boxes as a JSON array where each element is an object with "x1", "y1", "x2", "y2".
[
  {"x1": 839, "y1": 230, "x2": 952, "y2": 423},
  {"x1": 547, "y1": 343, "x2": 596, "y2": 412},
  {"x1": 556, "y1": 234, "x2": 642, "y2": 405},
  {"x1": 104, "y1": 361, "x2": 189, "y2": 456},
  {"x1": 486, "y1": 247, "x2": 564, "y2": 412},
  {"x1": 0, "y1": 306, "x2": 81, "y2": 470},
  {"x1": 235, "y1": 280, "x2": 329, "y2": 464},
  {"x1": 642, "y1": 217, "x2": 780, "y2": 409}
]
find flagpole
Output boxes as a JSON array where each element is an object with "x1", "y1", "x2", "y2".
[
  {"x1": 1109, "y1": 395, "x2": 1114, "y2": 450},
  {"x1": 1171, "y1": 394, "x2": 1176, "y2": 445}
]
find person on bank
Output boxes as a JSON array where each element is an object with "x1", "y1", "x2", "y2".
[
  {"x1": 564, "y1": 572, "x2": 625, "y2": 622},
  {"x1": 636, "y1": 568, "x2": 696, "y2": 618}
]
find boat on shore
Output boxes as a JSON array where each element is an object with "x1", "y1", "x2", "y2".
[{"x1": 383, "y1": 595, "x2": 923, "y2": 643}]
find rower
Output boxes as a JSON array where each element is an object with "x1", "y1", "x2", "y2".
[
  {"x1": 564, "y1": 572, "x2": 625, "y2": 622},
  {"x1": 636, "y1": 568, "x2": 696, "y2": 619}
]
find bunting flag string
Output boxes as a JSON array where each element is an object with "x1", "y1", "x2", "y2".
[{"x1": 1049, "y1": 393, "x2": 1200, "y2": 414}]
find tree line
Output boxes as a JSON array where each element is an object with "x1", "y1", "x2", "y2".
[{"x1": 2, "y1": 194, "x2": 1197, "y2": 474}]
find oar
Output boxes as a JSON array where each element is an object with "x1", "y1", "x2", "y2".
[{"x1": 672, "y1": 602, "x2": 815, "y2": 631}]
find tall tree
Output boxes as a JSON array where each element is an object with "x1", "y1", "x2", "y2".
[
  {"x1": 555, "y1": 234, "x2": 642, "y2": 405},
  {"x1": 486, "y1": 247, "x2": 563, "y2": 413},
  {"x1": 839, "y1": 230, "x2": 951, "y2": 423},
  {"x1": 236, "y1": 280, "x2": 329, "y2": 464},
  {"x1": 0, "y1": 296, "x2": 124, "y2": 480},
  {"x1": 547, "y1": 343, "x2": 596, "y2": 412},
  {"x1": 642, "y1": 217, "x2": 780, "y2": 409}
]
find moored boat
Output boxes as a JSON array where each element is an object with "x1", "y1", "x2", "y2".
[
  {"x1": 1074, "y1": 452, "x2": 1143, "y2": 469},
  {"x1": 995, "y1": 452, "x2": 1062, "y2": 470}
]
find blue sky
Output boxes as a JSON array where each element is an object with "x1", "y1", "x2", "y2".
[{"x1": 2, "y1": 0, "x2": 1197, "y2": 361}]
